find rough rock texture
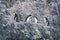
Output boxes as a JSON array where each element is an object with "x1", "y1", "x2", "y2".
[{"x1": 0, "y1": 0, "x2": 60, "y2": 40}]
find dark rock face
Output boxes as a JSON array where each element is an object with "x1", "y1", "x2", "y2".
[{"x1": 0, "y1": 0, "x2": 60, "y2": 40}]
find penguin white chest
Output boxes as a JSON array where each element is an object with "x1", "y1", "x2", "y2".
[{"x1": 26, "y1": 16, "x2": 38, "y2": 23}]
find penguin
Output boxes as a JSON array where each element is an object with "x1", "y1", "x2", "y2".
[
  {"x1": 43, "y1": 17, "x2": 49, "y2": 26},
  {"x1": 14, "y1": 13, "x2": 21, "y2": 22},
  {"x1": 14, "y1": 13, "x2": 18, "y2": 22},
  {"x1": 26, "y1": 15, "x2": 38, "y2": 23}
]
